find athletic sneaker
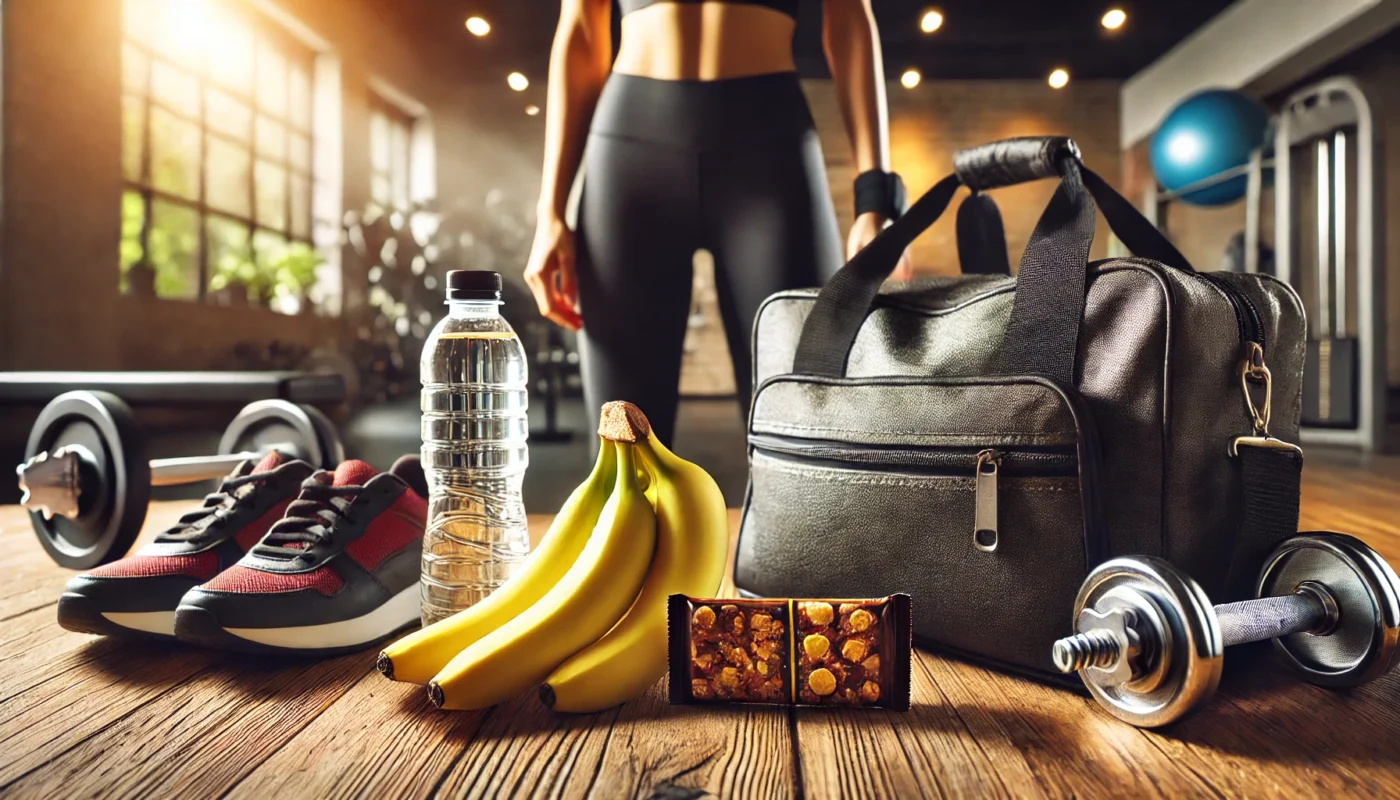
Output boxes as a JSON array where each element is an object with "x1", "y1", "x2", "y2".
[
  {"x1": 173, "y1": 457, "x2": 427, "y2": 656},
  {"x1": 57, "y1": 452, "x2": 313, "y2": 639}
]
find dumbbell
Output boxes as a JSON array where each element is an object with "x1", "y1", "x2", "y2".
[
  {"x1": 1052, "y1": 532, "x2": 1400, "y2": 728},
  {"x1": 15, "y1": 390, "x2": 344, "y2": 570}
]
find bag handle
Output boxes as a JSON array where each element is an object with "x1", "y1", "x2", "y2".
[
  {"x1": 955, "y1": 136, "x2": 1079, "y2": 191},
  {"x1": 792, "y1": 136, "x2": 1192, "y2": 383}
]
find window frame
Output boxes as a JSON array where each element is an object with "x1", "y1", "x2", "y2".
[
  {"x1": 122, "y1": 1, "x2": 317, "y2": 303},
  {"x1": 368, "y1": 92, "x2": 416, "y2": 213}
]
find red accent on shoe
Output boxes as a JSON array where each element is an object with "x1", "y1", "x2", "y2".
[
  {"x1": 333, "y1": 460, "x2": 379, "y2": 487},
  {"x1": 86, "y1": 552, "x2": 220, "y2": 581},
  {"x1": 346, "y1": 491, "x2": 427, "y2": 571},
  {"x1": 252, "y1": 451, "x2": 284, "y2": 474},
  {"x1": 233, "y1": 498, "x2": 294, "y2": 552},
  {"x1": 201, "y1": 564, "x2": 343, "y2": 596}
]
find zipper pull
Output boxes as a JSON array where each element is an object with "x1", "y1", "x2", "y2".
[{"x1": 974, "y1": 449, "x2": 1001, "y2": 552}]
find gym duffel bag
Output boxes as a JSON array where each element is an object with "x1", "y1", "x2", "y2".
[{"x1": 734, "y1": 137, "x2": 1306, "y2": 679}]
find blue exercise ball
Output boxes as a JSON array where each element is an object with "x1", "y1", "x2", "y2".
[{"x1": 1150, "y1": 89, "x2": 1271, "y2": 206}]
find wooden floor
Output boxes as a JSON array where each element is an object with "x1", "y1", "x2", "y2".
[{"x1": 3, "y1": 454, "x2": 1400, "y2": 799}]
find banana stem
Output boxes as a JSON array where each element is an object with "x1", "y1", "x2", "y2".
[{"x1": 598, "y1": 401, "x2": 651, "y2": 443}]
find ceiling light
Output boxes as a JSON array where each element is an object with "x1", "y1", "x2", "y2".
[
  {"x1": 465, "y1": 16, "x2": 490, "y2": 36},
  {"x1": 920, "y1": 10, "x2": 943, "y2": 33},
  {"x1": 900, "y1": 69, "x2": 922, "y2": 89},
  {"x1": 1048, "y1": 68, "x2": 1070, "y2": 89},
  {"x1": 525, "y1": 105, "x2": 540, "y2": 116},
  {"x1": 507, "y1": 72, "x2": 529, "y2": 92},
  {"x1": 1101, "y1": 8, "x2": 1126, "y2": 30}
]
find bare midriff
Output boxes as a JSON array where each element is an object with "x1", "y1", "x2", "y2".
[{"x1": 613, "y1": 3, "x2": 797, "y2": 81}]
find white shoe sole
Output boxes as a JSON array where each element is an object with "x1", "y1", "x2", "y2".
[
  {"x1": 102, "y1": 610, "x2": 177, "y2": 636},
  {"x1": 216, "y1": 583, "x2": 420, "y2": 650}
]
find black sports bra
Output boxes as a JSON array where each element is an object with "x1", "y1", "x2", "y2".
[{"x1": 618, "y1": 0, "x2": 797, "y2": 21}]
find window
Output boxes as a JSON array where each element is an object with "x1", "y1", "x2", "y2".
[
  {"x1": 369, "y1": 96, "x2": 414, "y2": 212},
  {"x1": 121, "y1": 0, "x2": 329, "y2": 314}
]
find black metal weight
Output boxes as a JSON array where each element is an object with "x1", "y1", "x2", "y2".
[
  {"x1": 17, "y1": 391, "x2": 344, "y2": 569},
  {"x1": 19, "y1": 391, "x2": 151, "y2": 570}
]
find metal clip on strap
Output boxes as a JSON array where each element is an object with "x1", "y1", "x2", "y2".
[{"x1": 1231, "y1": 343, "x2": 1303, "y2": 459}]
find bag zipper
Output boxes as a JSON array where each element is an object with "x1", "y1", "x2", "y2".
[
  {"x1": 1095, "y1": 257, "x2": 1266, "y2": 353},
  {"x1": 747, "y1": 373, "x2": 1108, "y2": 567},
  {"x1": 750, "y1": 436, "x2": 1078, "y2": 555},
  {"x1": 1197, "y1": 272, "x2": 1266, "y2": 353},
  {"x1": 749, "y1": 435, "x2": 1076, "y2": 474},
  {"x1": 973, "y1": 449, "x2": 1000, "y2": 553}
]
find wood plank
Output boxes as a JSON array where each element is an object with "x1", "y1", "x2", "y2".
[
  {"x1": 795, "y1": 649, "x2": 1042, "y2": 800},
  {"x1": 0, "y1": 611, "x2": 117, "y2": 704},
  {"x1": 557, "y1": 679, "x2": 794, "y2": 800},
  {"x1": 914, "y1": 651, "x2": 1220, "y2": 798},
  {"x1": 227, "y1": 672, "x2": 490, "y2": 800},
  {"x1": 1137, "y1": 658, "x2": 1400, "y2": 798},
  {"x1": 0, "y1": 641, "x2": 216, "y2": 786},
  {"x1": 427, "y1": 688, "x2": 619, "y2": 799},
  {"x1": 4, "y1": 653, "x2": 371, "y2": 799}
]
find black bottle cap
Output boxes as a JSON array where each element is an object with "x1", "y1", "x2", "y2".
[{"x1": 446, "y1": 270, "x2": 502, "y2": 301}]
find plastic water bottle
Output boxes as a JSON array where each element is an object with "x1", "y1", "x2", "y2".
[{"x1": 419, "y1": 270, "x2": 530, "y2": 626}]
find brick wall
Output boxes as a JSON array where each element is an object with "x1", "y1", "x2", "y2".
[
  {"x1": 812, "y1": 78, "x2": 1122, "y2": 274},
  {"x1": 0, "y1": 0, "x2": 125, "y2": 370}
]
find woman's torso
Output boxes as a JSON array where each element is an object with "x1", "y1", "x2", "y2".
[{"x1": 613, "y1": 1, "x2": 798, "y2": 81}]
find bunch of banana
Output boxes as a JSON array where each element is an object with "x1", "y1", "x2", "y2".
[{"x1": 378, "y1": 401, "x2": 730, "y2": 713}]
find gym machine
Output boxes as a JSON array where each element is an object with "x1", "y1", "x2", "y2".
[
  {"x1": 1054, "y1": 532, "x2": 1400, "y2": 728},
  {"x1": 15, "y1": 390, "x2": 344, "y2": 570},
  {"x1": 1274, "y1": 76, "x2": 1387, "y2": 450},
  {"x1": 1143, "y1": 76, "x2": 1387, "y2": 451}
]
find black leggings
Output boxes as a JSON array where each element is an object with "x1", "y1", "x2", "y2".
[{"x1": 577, "y1": 72, "x2": 843, "y2": 447}]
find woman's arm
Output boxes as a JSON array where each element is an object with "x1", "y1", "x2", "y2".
[
  {"x1": 822, "y1": 0, "x2": 912, "y2": 278},
  {"x1": 525, "y1": 0, "x2": 613, "y2": 330}
]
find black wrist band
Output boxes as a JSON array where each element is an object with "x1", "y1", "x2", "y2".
[{"x1": 854, "y1": 169, "x2": 908, "y2": 221}]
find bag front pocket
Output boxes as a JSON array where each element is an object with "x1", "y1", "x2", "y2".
[{"x1": 742, "y1": 441, "x2": 1089, "y2": 674}]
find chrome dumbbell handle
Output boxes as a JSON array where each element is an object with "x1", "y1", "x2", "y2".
[
  {"x1": 1056, "y1": 536, "x2": 1400, "y2": 728},
  {"x1": 1054, "y1": 584, "x2": 1339, "y2": 676},
  {"x1": 1214, "y1": 583, "x2": 1338, "y2": 647},
  {"x1": 19, "y1": 445, "x2": 289, "y2": 516},
  {"x1": 148, "y1": 452, "x2": 270, "y2": 486}
]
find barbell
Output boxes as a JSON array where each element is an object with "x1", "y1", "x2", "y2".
[{"x1": 15, "y1": 390, "x2": 344, "y2": 569}]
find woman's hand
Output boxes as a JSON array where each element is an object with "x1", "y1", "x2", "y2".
[
  {"x1": 524, "y1": 216, "x2": 584, "y2": 331},
  {"x1": 846, "y1": 211, "x2": 913, "y2": 281}
]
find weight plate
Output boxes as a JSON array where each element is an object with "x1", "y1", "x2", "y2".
[
  {"x1": 1258, "y1": 532, "x2": 1400, "y2": 687},
  {"x1": 1073, "y1": 557, "x2": 1224, "y2": 728},
  {"x1": 218, "y1": 400, "x2": 324, "y2": 468},
  {"x1": 22, "y1": 391, "x2": 150, "y2": 569},
  {"x1": 302, "y1": 404, "x2": 345, "y2": 469}
]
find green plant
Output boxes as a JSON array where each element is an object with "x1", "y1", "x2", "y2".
[
  {"x1": 208, "y1": 227, "x2": 258, "y2": 302},
  {"x1": 271, "y1": 242, "x2": 325, "y2": 296},
  {"x1": 119, "y1": 191, "x2": 145, "y2": 294},
  {"x1": 209, "y1": 235, "x2": 324, "y2": 309}
]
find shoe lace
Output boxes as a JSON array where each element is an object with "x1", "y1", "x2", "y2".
[
  {"x1": 252, "y1": 478, "x2": 363, "y2": 560},
  {"x1": 155, "y1": 472, "x2": 271, "y2": 545}
]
